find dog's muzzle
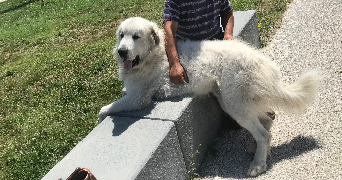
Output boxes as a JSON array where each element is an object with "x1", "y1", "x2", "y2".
[
  {"x1": 123, "y1": 56, "x2": 140, "y2": 70},
  {"x1": 118, "y1": 48, "x2": 128, "y2": 59},
  {"x1": 118, "y1": 48, "x2": 140, "y2": 70}
]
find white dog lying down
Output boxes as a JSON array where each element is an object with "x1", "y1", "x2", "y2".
[{"x1": 99, "y1": 17, "x2": 322, "y2": 176}]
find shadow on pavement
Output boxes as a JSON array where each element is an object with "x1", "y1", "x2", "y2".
[
  {"x1": 267, "y1": 135, "x2": 321, "y2": 169},
  {"x1": 199, "y1": 128, "x2": 321, "y2": 179}
]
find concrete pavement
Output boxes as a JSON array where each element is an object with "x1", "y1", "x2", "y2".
[{"x1": 199, "y1": 0, "x2": 342, "y2": 179}]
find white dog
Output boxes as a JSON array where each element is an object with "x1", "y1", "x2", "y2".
[{"x1": 99, "y1": 17, "x2": 321, "y2": 176}]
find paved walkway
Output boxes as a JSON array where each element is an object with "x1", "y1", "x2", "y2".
[{"x1": 199, "y1": 0, "x2": 342, "y2": 179}]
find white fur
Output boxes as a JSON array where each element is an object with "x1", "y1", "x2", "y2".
[{"x1": 99, "y1": 17, "x2": 322, "y2": 176}]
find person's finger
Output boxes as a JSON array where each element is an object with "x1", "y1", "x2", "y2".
[
  {"x1": 170, "y1": 76, "x2": 182, "y2": 84},
  {"x1": 183, "y1": 71, "x2": 189, "y2": 83},
  {"x1": 178, "y1": 75, "x2": 185, "y2": 84},
  {"x1": 169, "y1": 66, "x2": 187, "y2": 85}
]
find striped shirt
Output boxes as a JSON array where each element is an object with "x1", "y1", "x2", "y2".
[{"x1": 163, "y1": 0, "x2": 232, "y2": 41}]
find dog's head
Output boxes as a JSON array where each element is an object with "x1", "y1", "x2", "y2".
[{"x1": 114, "y1": 17, "x2": 163, "y2": 79}]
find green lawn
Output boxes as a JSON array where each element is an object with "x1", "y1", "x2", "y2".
[{"x1": 0, "y1": 0, "x2": 291, "y2": 179}]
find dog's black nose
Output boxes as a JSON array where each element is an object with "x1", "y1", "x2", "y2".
[{"x1": 118, "y1": 49, "x2": 128, "y2": 58}]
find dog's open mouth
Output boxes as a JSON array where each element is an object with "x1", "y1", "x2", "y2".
[{"x1": 124, "y1": 56, "x2": 140, "y2": 70}]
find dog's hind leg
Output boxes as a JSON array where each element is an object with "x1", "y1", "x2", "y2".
[
  {"x1": 229, "y1": 112, "x2": 270, "y2": 177},
  {"x1": 214, "y1": 82, "x2": 272, "y2": 159},
  {"x1": 247, "y1": 114, "x2": 273, "y2": 155}
]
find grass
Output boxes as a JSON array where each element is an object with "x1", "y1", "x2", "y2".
[{"x1": 0, "y1": 0, "x2": 292, "y2": 179}]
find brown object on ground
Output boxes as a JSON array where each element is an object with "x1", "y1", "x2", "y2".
[{"x1": 58, "y1": 167, "x2": 97, "y2": 180}]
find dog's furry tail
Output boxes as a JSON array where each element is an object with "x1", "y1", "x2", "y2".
[{"x1": 272, "y1": 69, "x2": 323, "y2": 112}]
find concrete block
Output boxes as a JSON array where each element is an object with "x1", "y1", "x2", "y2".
[
  {"x1": 42, "y1": 117, "x2": 187, "y2": 180},
  {"x1": 233, "y1": 10, "x2": 261, "y2": 48},
  {"x1": 114, "y1": 95, "x2": 225, "y2": 173}
]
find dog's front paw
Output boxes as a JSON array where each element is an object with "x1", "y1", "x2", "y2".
[
  {"x1": 99, "y1": 111, "x2": 107, "y2": 123},
  {"x1": 247, "y1": 160, "x2": 267, "y2": 177},
  {"x1": 98, "y1": 106, "x2": 110, "y2": 123}
]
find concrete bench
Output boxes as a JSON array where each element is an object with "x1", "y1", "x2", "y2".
[{"x1": 42, "y1": 10, "x2": 261, "y2": 180}]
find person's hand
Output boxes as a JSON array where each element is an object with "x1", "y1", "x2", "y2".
[
  {"x1": 223, "y1": 34, "x2": 235, "y2": 40},
  {"x1": 169, "y1": 63, "x2": 189, "y2": 85}
]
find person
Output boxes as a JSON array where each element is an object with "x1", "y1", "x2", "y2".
[
  {"x1": 163, "y1": 0, "x2": 235, "y2": 85},
  {"x1": 163, "y1": 0, "x2": 276, "y2": 120}
]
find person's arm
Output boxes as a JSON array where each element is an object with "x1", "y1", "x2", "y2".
[
  {"x1": 164, "y1": 20, "x2": 189, "y2": 84},
  {"x1": 221, "y1": 11, "x2": 234, "y2": 40}
]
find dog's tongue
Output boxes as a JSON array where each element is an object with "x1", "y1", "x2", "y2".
[{"x1": 124, "y1": 60, "x2": 133, "y2": 70}]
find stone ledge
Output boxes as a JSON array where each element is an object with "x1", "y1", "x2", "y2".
[
  {"x1": 233, "y1": 10, "x2": 261, "y2": 48},
  {"x1": 42, "y1": 117, "x2": 187, "y2": 180},
  {"x1": 114, "y1": 95, "x2": 225, "y2": 172}
]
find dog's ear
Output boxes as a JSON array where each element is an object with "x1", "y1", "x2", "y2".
[{"x1": 150, "y1": 25, "x2": 160, "y2": 45}]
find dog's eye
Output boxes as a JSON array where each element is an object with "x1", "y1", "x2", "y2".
[
  {"x1": 120, "y1": 33, "x2": 124, "y2": 38},
  {"x1": 132, "y1": 35, "x2": 140, "y2": 40}
]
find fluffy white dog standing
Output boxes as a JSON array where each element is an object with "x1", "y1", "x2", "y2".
[{"x1": 99, "y1": 17, "x2": 322, "y2": 176}]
